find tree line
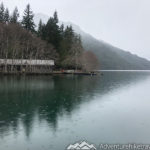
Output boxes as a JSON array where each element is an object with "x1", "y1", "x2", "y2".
[{"x1": 0, "y1": 3, "x2": 99, "y2": 71}]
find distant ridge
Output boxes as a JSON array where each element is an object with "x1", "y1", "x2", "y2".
[{"x1": 34, "y1": 13, "x2": 150, "y2": 70}]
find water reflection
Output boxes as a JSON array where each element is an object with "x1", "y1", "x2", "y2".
[{"x1": 0, "y1": 72, "x2": 150, "y2": 140}]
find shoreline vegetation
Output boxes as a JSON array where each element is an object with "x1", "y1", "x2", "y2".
[
  {"x1": 0, "y1": 70, "x2": 98, "y2": 76},
  {"x1": 0, "y1": 3, "x2": 99, "y2": 75}
]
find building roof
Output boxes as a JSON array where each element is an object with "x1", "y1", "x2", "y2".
[{"x1": 0, "y1": 59, "x2": 54, "y2": 66}]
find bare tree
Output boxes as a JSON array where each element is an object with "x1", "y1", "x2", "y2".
[
  {"x1": 0, "y1": 23, "x2": 57, "y2": 72},
  {"x1": 81, "y1": 51, "x2": 100, "y2": 71}
]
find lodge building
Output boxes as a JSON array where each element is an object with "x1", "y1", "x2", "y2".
[{"x1": 0, "y1": 59, "x2": 54, "y2": 74}]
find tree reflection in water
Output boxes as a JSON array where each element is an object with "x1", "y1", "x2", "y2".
[{"x1": 0, "y1": 72, "x2": 149, "y2": 138}]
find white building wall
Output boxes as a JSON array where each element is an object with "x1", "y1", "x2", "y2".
[{"x1": 0, "y1": 59, "x2": 54, "y2": 66}]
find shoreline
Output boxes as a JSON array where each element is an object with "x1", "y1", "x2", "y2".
[{"x1": 0, "y1": 71, "x2": 98, "y2": 76}]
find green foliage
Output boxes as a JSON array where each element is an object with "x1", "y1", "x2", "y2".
[
  {"x1": 10, "y1": 7, "x2": 19, "y2": 23},
  {"x1": 59, "y1": 26, "x2": 75, "y2": 58},
  {"x1": 4, "y1": 8, "x2": 9, "y2": 23},
  {"x1": 40, "y1": 11, "x2": 61, "y2": 51},
  {"x1": 0, "y1": 3, "x2": 87, "y2": 70},
  {"x1": 60, "y1": 33, "x2": 84, "y2": 69},
  {"x1": 0, "y1": 3, "x2": 5, "y2": 22},
  {"x1": 53, "y1": 11, "x2": 58, "y2": 24},
  {"x1": 37, "y1": 14, "x2": 84, "y2": 68},
  {"x1": 22, "y1": 4, "x2": 35, "y2": 32},
  {"x1": 37, "y1": 19, "x2": 43, "y2": 37}
]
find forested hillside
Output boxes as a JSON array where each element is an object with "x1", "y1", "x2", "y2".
[
  {"x1": 0, "y1": 3, "x2": 99, "y2": 71},
  {"x1": 2, "y1": 2, "x2": 149, "y2": 71},
  {"x1": 34, "y1": 14, "x2": 150, "y2": 70},
  {"x1": 68, "y1": 23, "x2": 150, "y2": 70}
]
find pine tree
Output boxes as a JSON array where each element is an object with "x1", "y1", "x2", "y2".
[
  {"x1": 64, "y1": 25, "x2": 74, "y2": 49},
  {"x1": 44, "y1": 11, "x2": 61, "y2": 50},
  {"x1": 21, "y1": 4, "x2": 35, "y2": 32},
  {"x1": 53, "y1": 11, "x2": 58, "y2": 24},
  {"x1": 59, "y1": 25, "x2": 74, "y2": 61},
  {"x1": 10, "y1": 7, "x2": 19, "y2": 23},
  {"x1": 59, "y1": 25, "x2": 84, "y2": 69},
  {"x1": 0, "y1": 3, "x2": 5, "y2": 22},
  {"x1": 60, "y1": 24, "x2": 64, "y2": 36},
  {"x1": 37, "y1": 19, "x2": 43, "y2": 37},
  {"x1": 4, "y1": 8, "x2": 9, "y2": 23}
]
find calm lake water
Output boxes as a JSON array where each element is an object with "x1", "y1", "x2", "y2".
[{"x1": 0, "y1": 71, "x2": 150, "y2": 150}]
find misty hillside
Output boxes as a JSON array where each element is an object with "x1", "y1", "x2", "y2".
[{"x1": 34, "y1": 14, "x2": 150, "y2": 70}]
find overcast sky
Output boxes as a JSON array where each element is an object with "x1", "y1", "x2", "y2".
[{"x1": 1, "y1": 0, "x2": 150, "y2": 60}]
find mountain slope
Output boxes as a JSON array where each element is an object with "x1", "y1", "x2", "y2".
[
  {"x1": 69, "y1": 23, "x2": 150, "y2": 70},
  {"x1": 34, "y1": 14, "x2": 150, "y2": 70}
]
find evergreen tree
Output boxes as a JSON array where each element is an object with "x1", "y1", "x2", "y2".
[
  {"x1": 53, "y1": 11, "x2": 58, "y2": 24},
  {"x1": 21, "y1": 4, "x2": 35, "y2": 32},
  {"x1": 10, "y1": 7, "x2": 19, "y2": 23},
  {"x1": 37, "y1": 19, "x2": 43, "y2": 37},
  {"x1": 44, "y1": 12, "x2": 61, "y2": 50},
  {"x1": 0, "y1": 3, "x2": 5, "y2": 22},
  {"x1": 59, "y1": 25, "x2": 74, "y2": 60},
  {"x1": 59, "y1": 25, "x2": 84, "y2": 69},
  {"x1": 60, "y1": 24, "x2": 64, "y2": 36},
  {"x1": 4, "y1": 8, "x2": 10, "y2": 23},
  {"x1": 63, "y1": 25, "x2": 74, "y2": 49}
]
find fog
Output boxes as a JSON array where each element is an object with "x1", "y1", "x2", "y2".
[{"x1": 2, "y1": 0, "x2": 150, "y2": 60}]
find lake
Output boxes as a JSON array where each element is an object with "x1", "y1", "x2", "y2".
[{"x1": 0, "y1": 71, "x2": 150, "y2": 150}]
